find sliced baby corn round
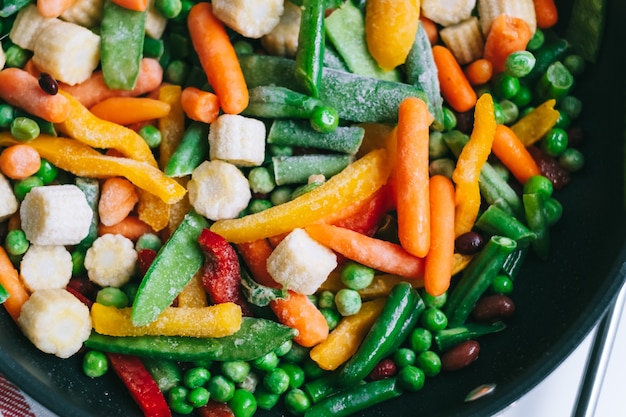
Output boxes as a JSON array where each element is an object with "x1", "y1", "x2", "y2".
[
  {"x1": 20, "y1": 245, "x2": 73, "y2": 292},
  {"x1": 477, "y1": 0, "x2": 537, "y2": 36},
  {"x1": 59, "y1": 0, "x2": 103, "y2": 28},
  {"x1": 440, "y1": 17, "x2": 485, "y2": 65},
  {"x1": 18, "y1": 288, "x2": 92, "y2": 358},
  {"x1": 421, "y1": 0, "x2": 477, "y2": 27}
]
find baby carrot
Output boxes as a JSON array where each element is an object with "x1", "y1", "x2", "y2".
[
  {"x1": 98, "y1": 215, "x2": 154, "y2": 241},
  {"x1": 89, "y1": 97, "x2": 171, "y2": 125},
  {"x1": 305, "y1": 223, "x2": 425, "y2": 279},
  {"x1": 187, "y1": 3, "x2": 249, "y2": 115},
  {"x1": 395, "y1": 97, "x2": 433, "y2": 258},
  {"x1": 180, "y1": 87, "x2": 220, "y2": 124},
  {"x1": 270, "y1": 291, "x2": 329, "y2": 347},
  {"x1": 111, "y1": 0, "x2": 147, "y2": 11},
  {"x1": 464, "y1": 58, "x2": 494, "y2": 86},
  {"x1": 424, "y1": 175, "x2": 456, "y2": 297},
  {"x1": 533, "y1": 0, "x2": 559, "y2": 29},
  {"x1": 491, "y1": 124, "x2": 541, "y2": 184},
  {"x1": 420, "y1": 16, "x2": 439, "y2": 46},
  {"x1": 98, "y1": 177, "x2": 139, "y2": 227},
  {"x1": 0, "y1": 247, "x2": 29, "y2": 322},
  {"x1": 483, "y1": 15, "x2": 532, "y2": 74},
  {"x1": 432, "y1": 45, "x2": 477, "y2": 112},
  {"x1": 37, "y1": 0, "x2": 77, "y2": 17},
  {"x1": 236, "y1": 239, "x2": 280, "y2": 288},
  {"x1": 0, "y1": 144, "x2": 41, "y2": 180},
  {"x1": 0, "y1": 68, "x2": 70, "y2": 123}
]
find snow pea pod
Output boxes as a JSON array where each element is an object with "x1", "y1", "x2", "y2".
[{"x1": 295, "y1": 0, "x2": 325, "y2": 98}]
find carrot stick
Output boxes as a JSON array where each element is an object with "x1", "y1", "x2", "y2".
[
  {"x1": 181, "y1": 87, "x2": 220, "y2": 124},
  {"x1": 98, "y1": 177, "x2": 139, "y2": 227},
  {"x1": 89, "y1": 97, "x2": 171, "y2": 125},
  {"x1": 533, "y1": 0, "x2": 558, "y2": 29},
  {"x1": 111, "y1": 0, "x2": 147, "y2": 11},
  {"x1": 432, "y1": 45, "x2": 477, "y2": 113},
  {"x1": 491, "y1": 124, "x2": 541, "y2": 184},
  {"x1": 305, "y1": 223, "x2": 425, "y2": 279},
  {"x1": 0, "y1": 247, "x2": 29, "y2": 322},
  {"x1": 187, "y1": 3, "x2": 249, "y2": 115},
  {"x1": 98, "y1": 215, "x2": 155, "y2": 241},
  {"x1": 0, "y1": 68, "x2": 71, "y2": 123},
  {"x1": 420, "y1": 16, "x2": 439, "y2": 46},
  {"x1": 395, "y1": 97, "x2": 433, "y2": 258},
  {"x1": 424, "y1": 175, "x2": 456, "y2": 297},
  {"x1": 464, "y1": 58, "x2": 493, "y2": 86},
  {"x1": 59, "y1": 58, "x2": 163, "y2": 108},
  {"x1": 236, "y1": 239, "x2": 280, "y2": 288},
  {"x1": 270, "y1": 291, "x2": 329, "y2": 347},
  {"x1": 0, "y1": 144, "x2": 42, "y2": 180},
  {"x1": 483, "y1": 15, "x2": 532, "y2": 74},
  {"x1": 37, "y1": 0, "x2": 77, "y2": 17}
]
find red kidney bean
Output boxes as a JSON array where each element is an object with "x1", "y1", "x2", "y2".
[
  {"x1": 527, "y1": 145, "x2": 571, "y2": 189},
  {"x1": 471, "y1": 294, "x2": 515, "y2": 322},
  {"x1": 454, "y1": 231, "x2": 486, "y2": 255},
  {"x1": 367, "y1": 358, "x2": 397, "y2": 381},
  {"x1": 38, "y1": 73, "x2": 59, "y2": 95},
  {"x1": 441, "y1": 340, "x2": 480, "y2": 372}
]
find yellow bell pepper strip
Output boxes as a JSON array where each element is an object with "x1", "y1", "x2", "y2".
[
  {"x1": 158, "y1": 85, "x2": 186, "y2": 169},
  {"x1": 91, "y1": 302, "x2": 242, "y2": 338},
  {"x1": 310, "y1": 297, "x2": 386, "y2": 371},
  {"x1": 319, "y1": 272, "x2": 423, "y2": 300},
  {"x1": 177, "y1": 271, "x2": 208, "y2": 308},
  {"x1": 510, "y1": 99, "x2": 560, "y2": 146},
  {"x1": 137, "y1": 190, "x2": 170, "y2": 232},
  {"x1": 55, "y1": 91, "x2": 158, "y2": 166},
  {"x1": 210, "y1": 148, "x2": 392, "y2": 243},
  {"x1": 451, "y1": 93, "x2": 497, "y2": 237},
  {"x1": 0, "y1": 133, "x2": 186, "y2": 205}
]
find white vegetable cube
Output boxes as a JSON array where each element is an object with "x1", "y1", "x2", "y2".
[
  {"x1": 84, "y1": 234, "x2": 138, "y2": 288},
  {"x1": 20, "y1": 245, "x2": 73, "y2": 292},
  {"x1": 261, "y1": 0, "x2": 302, "y2": 58},
  {"x1": 188, "y1": 160, "x2": 251, "y2": 221},
  {"x1": 0, "y1": 173, "x2": 18, "y2": 221},
  {"x1": 20, "y1": 184, "x2": 93, "y2": 246},
  {"x1": 145, "y1": 0, "x2": 168, "y2": 39},
  {"x1": 267, "y1": 228, "x2": 337, "y2": 295},
  {"x1": 18, "y1": 288, "x2": 92, "y2": 358},
  {"x1": 421, "y1": 0, "x2": 476, "y2": 27},
  {"x1": 212, "y1": 0, "x2": 284, "y2": 39},
  {"x1": 60, "y1": 0, "x2": 104, "y2": 28},
  {"x1": 9, "y1": 4, "x2": 57, "y2": 51},
  {"x1": 209, "y1": 114, "x2": 266, "y2": 167},
  {"x1": 32, "y1": 20, "x2": 101, "y2": 85}
]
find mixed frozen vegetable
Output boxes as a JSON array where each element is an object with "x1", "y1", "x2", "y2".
[{"x1": 0, "y1": 0, "x2": 600, "y2": 416}]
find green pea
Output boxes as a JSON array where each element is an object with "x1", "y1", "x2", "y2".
[
  {"x1": 221, "y1": 361, "x2": 250, "y2": 384},
  {"x1": 274, "y1": 339, "x2": 293, "y2": 357},
  {"x1": 491, "y1": 274, "x2": 514, "y2": 295},
  {"x1": 563, "y1": 54, "x2": 586, "y2": 76},
  {"x1": 135, "y1": 233, "x2": 162, "y2": 252},
  {"x1": 526, "y1": 28, "x2": 544, "y2": 51},
  {"x1": 13, "y1": 176, "x2": 44, "y2": 201},
  {"x1": 317, "y1": 290, "x2": 335, "y2": 310},
  {"x1": 279, "y1": 362, "x2": 305, "y2": 389},
  {"x1": 492, "y1": 73, "x2": 520, "y2": 100},
  {"x1": 409, "y1": 327, "x2": 432, "y2": 353},
  {"x1": 428, "y1": 131, "x2": 449, "y2": 159},
  {"x1": 95, "y1": 287, "x2": 130, "y2": 308},
  {"x1": 493, "y1": 101, "x2": 506, "y2": 124},
  {"x1": 421, "y1": 291, "x2": 447, "y2": 309},
  {"x1": 310, "y1": 106, "x2": 339, "y2": 133},
  {"x1": 393, "y1": 347, "x2": 416, "y2": 369},
  {"x1": 263, "y1": 367, "x2": 290, "y2": 395},
  {"x1": 397, "y1": 365, "x2": 425, "y2": 392},
  {"x1": 207, "y1": 375, "x2": 236, "y2": 402},
  {"x1": 233, "y1": 40, "x2": 254, "y2": 55},
  {"x1": 541, "y1": 127, "x2": 568, "y2": 157},
  {"x1": 442, "y1": 107, "x2": 457, "y2": 131},
  {"x1": 82, "y1": 350, "x2": 109, "y2": 378},
  {"x1": 420, "y1": 308, "x2": 448, "y2": 332},
  {"x1": 559, "y1": 96, "x2": 582, "y2": 120},
  {"x1": 0, "y1": 103, "x2": 14, "y2": 128},
  {"x1": 510, "y1": 84, "x2": 532, "y2": 108},
  {"x1": 544, "y1": 197, "x2": 563, "y2": 226},
  {"x1": 334, "y1": 288, "x2": 362, "y2": 316},
  {"x1": 498, "y1": 99, "x2": 519, "y2": 125},
  {"x1": 252, "y1": 351, "x2": 279, "y2": 372},
  {"x1": 247, "y1": 199, "x2": 273, "y2": 214},
  {"x1": 164, "y1": 59, "x2": 190, "y2": 85},
  {"x1": 254, "y1": 386, "x2": 280, "y2": 410},
  {"x1": 559, "y1": 148, "x2": 585, "y2": 172},
  {"x1": 504, "y1": 50, "x2": 536, "y2": 78},
  {"x1": 283, "y1": 388, "x2": 311, "y2": 416},
  {"x1": 187, "y1": 386, "x2": 210, "y2": 408},
  {"x1": 416, "y1": 350, "x2": 441, "y2": 377},
  {"x1": 71, "y1": 249, "x2": 87, "y2": 276},
  {"x1": 282, "y1": 343, "x2": 309, "y2": 364},
  {"x1": 228, "y1": 389, "x2": 257, "y2": 417},
  {"x1": 340, "y1": 262, "x2": 374, "y2": 290},
  {"x1": 4, "y1": 229, "x2": 29, "y2": 256},
  {"x1": 169, "y1": 386, "x2": 193, "y2": 415},
  {"x1": 429, "y1": 158, "x2": 455, "y2": 178},
  {"x1": 10, "y1": 117, "x2": 40, "y2": 142},
  {"x1": 320, "y1": 308, "x2": 341, "y2": 330},
  {"x1": 138, "y1": 124, "x2": 162, "y2": 149},
  {"x1": 523, "y1": 175, "x2": 553, "y2": 198},
  {"x1": 4, "y1": 44, "x2": 31, "y2": 68},
  {"x1": 121, "y1": 281, "x2": 140, "y2": 304},
  {"x1": 554, "y1": 111, "x2": 571, "y2": 130},
  {"x1": 301, "y1": 358, "x2": 325, "y2": 380},
  {"x1": 270, "y1": 185, "x2": 293, "y2": 206},
  {"x1": 184, "y1": 367, "x2": 211, "y2": 389},
  {"x1": 155, "y1": 0, "x2": 182, "y2": 18},
  {"x1": 35, "y1": 159, "x2": 58, "y2": 185},
  {"x1": 248, "y1": 166, "x2": 276, "y2": 194},
  {"x1": 268, "y1": 144, "x2": 293, "y2": 157}
]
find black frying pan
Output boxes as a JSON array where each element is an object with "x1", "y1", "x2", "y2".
[{"x1": 1, "y1": 0, "x2": 625, "y2": 416}]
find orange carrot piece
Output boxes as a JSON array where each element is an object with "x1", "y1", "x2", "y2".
[
  {"x1": 236, "y1": 239, "x2": 280, "y2": 288},
  {"x1": 37, "y1": 0, "x2": 77, "y2": 17},
  {"x1": 187, "y1": 3, "x2": 249, "y2": 114},
  {"x1": 305, "y1": 223, "x2": 425, "y2": 279},
  {"x1": 0, "y1": 144, "x2": 41, "y2": 180},
  {"x1": 270, "y1": 291, "x2": 329, "y2": 347},
  {"x1": 420, "y1": 16, "x2": 439, "y2": 46},
  {"x1": 395, "y1": 97, "x2": 433, "y2": 258},
  {"x1": 492, "y1": 124, "x2": 541, "y2": 184},
  {"x1": 111, "y1": 0, "x2": 147, "y2": 11},
  {"x1": 98, "y1": 215, "x2": 154, "y2": 241},
  {"x1": 59, "y1": 58, "x2": 163, "y2": 108},
  {"x1": 483, "y1": 15, "x2": 532, "y2": 74},
  {"x1": 464, "y1": 58, "x2": 493, "y2": 86},
  {"x1": 424, "y1": 175, "x2": 456, "y2": 297},
  {"x1": 432, "y1": 45, "x2": 477, "y2": 113},
  {"x1": 0, "y1": 247, "x2": 29, "y2": 322},
  {"x1": 533, "y1": 0, "x2": 558, "y2": 29},
  {"x1": 180, "y1": 87, "x2": 220, "y2": 124},
  {"x1": 0, "y1": 68, "x2": 70, "y2": 123},
  {"x1": 98, "y1": 177, "x2": 139, "y2": 227},
  {"x1": 89, "y1": 97, "x2": 171, "y2": 125}
]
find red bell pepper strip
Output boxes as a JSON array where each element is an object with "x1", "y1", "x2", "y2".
[
  {"x1": 196, "y1": 400, "x2": 235, "y2": 417},
  {"x1": 198, "y1": 229, "x2": 253, "y2": 316},
  {"x1": 107, "y1": 353, "x2": 172, "y2": 417},
  {"x1": 327, "y1": 183, "x2": 393, "y2": 236}
]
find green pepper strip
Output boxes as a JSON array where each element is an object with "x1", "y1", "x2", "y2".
[
  {"x1": 295, "y1": 0, "x2": 325, "y2": 98},
  {"x1": 434, "y1": 321, "x2": 507, "y2": 351},
  {"x1": 304, "y1": 377, "x2": 403, "y2": 417},
  {"x1": 523, "y1": 193, "x2": 550, "y2": 260},
  {"x1": 444, "y1": 236, "x2": 518, "y2": 327},
  {"x1": 84, "y1": 317, "x2": 298, "y2": 362}
]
